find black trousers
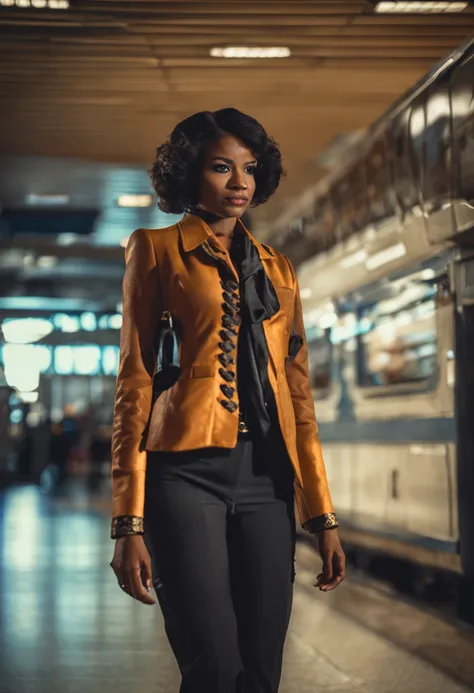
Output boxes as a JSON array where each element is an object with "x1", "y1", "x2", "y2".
[{"x1": 144, "y1": 434, "x2": 296, "y2": 693}]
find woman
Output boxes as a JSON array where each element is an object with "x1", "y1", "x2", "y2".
[{"x1": 110, "y1": 108, "x2": 345, "y2": 693}]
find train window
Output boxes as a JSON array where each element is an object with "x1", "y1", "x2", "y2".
[
  {"x1": 422, "y1": 79, "x2": 452, "y2": 213},
  {"x1": 331, "y1": 177, "x2": 352, "y2": 242},
  {"x1": 311, "y1": 200, "x2": 326, "y2": 254},
  {"x1": 306, "y1": 325, "x2": 332, "y2": 400},
  {"x1": 301, "y1": 216, "x2": 321, "y2": 257},
  {"x1": 408, "y1": 99, "x2": 425, "y2": 207},
  {"x1": 390, "y1": 108, "x2": 420, "y2": 219},
  {"x1": 365, "y1": 135, "x2": 395, "y2": 225},
  {"x1": 450, "y1": 53, "x2": 474, "y2": 205},
  {"x1": 357, "y1": 275, "x2": 437, "y2": 390},
  {"x1": 320, "y1": 195, "x2": 336, "y2": 250},
  {"x1": 346, "y1": 164, "x2": 368, "y2": 232}
]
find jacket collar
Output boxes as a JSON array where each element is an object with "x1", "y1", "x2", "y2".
[{"x1": 178, "y1": 213, "x2": 275, "y2": 261}]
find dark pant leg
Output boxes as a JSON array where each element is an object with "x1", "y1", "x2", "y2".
[
  {"x1": 228, "y1": 442, "x2": 295, "y2": 693},
  {"x1": 144, "y1": 460, "x2": 242, "y2": 693}
]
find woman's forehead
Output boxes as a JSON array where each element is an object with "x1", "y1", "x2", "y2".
[{"x1": 205, "y1": 134, "x2": 256, "y2": 162}]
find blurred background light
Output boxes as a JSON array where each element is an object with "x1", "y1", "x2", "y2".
[
  {"x1": 25, "y1": 193, "x2": 70, "y2": 205},
  {"x1": 36, "y1": 256, "x2": 58, "y2": 268},
  {"x1": 2, "y1": 318, "x2": 53, "y2": 344},
  {"x1": 0, "y1": 0, "x2": 70, "y2": 7},
  {"x1": 80, "y1": 312, "x2": 97, "y2": 332},
  {"x1": 116, "y1": 194, "x2": 153, "y2": 208},
  {"x1": 3, "y1": 344, "x2": 42, "y2": 391},
  {"x1": 373, "y1": 1, "x2": 468, "y2": 12},
  {"x1": 108, "y1": 314, "x2": 123, "y2": 330},
  {"x1": 20, "y1": 392, "x2": 40, "y2": 404},
  {"x1": 210, "y1": 46, "x2": 291, "y2": 59}
]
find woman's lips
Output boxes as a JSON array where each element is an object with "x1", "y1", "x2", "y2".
[{"x1": 224, "y1": 197, "x2": 248, "y2": 206}]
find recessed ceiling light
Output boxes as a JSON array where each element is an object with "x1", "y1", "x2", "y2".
[
  {"x1": 0, "y1": 0, "x2": 70, "y2": 7},
  {"x1": 117, "y1": 194, "x2": 153, "y2": 208},
  {"x1": 373, "y1": 1, "x2": 468, "y2": 12},
  {"x1": 26, "y1": 193, "x2": 70, "y2": 206},
  {"x1": 210, "y1": 47, "x2": 291, "y2": 59}
]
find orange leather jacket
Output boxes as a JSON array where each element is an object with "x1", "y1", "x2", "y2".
[{"x1": 111, "y1": 214, "x2": 336, "y2": 537}]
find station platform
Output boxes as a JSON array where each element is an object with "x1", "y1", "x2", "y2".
[{"x1": 1, "y1": 482, "x2": 473, "y2": 693}]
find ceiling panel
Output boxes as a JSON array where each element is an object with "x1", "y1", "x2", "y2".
[
  {"x1": 2, "y1": 1, "x2": 472, "y2": 230},
  {"x1": 0, "y1": 0, "x2": 473, "y2": 312}
]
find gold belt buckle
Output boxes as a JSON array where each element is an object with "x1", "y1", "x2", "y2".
[{"x1": 238, "y1": 418, "x2": 249, "y2": 434}]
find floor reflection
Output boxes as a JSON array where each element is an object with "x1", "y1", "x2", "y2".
[
  {"x1": 0, "y1": 481, "x2": 175, "y2": 693},
  {"x1": 1, "y1": 481, "x2": 473, "y2": 693}
]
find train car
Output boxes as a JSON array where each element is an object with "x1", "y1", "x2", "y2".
[{"x1": 271, "y1": 38, "x2": 474, "y2": 596}]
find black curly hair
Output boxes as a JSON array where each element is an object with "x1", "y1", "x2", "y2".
[{"x1": 150, "y1": 108, "x2": 284, "y2": 215}]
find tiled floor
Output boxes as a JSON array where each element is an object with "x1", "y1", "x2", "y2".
[{"x1": 1, "y1": 481, "x2": 473, "y2": 693}]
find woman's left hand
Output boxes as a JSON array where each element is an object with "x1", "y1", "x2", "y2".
[{"x1": 314, "y1": 529, "x2": 346, "y2": 592}]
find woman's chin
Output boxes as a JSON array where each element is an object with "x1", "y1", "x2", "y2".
[{"x1": 220, "y1": 205, "x2": 248, "y2": 218}]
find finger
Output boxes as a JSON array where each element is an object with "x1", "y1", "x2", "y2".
[
  {"x1": 110, "y1": 560, "x2": 120, "y2": 578},
  {"x1": 336, "y1": 552, "x2": 346, "y2": 579},
  {"x1": 126, "y1": 569, "x2": 140, "y2": 600},
  {"x1": 321, "y1": 553, "x2": 346, "y2": 591},
  {"x1": 323, "y1": 552, "x2": 334, "y2": 582},
  {"x1": 140, "y1": 564, "x2": 156, "y2": 604},
  {"x1": 140, "y1": 557, "x2": 153, "y2": 593},
  {"x1": 118, "y1": 574, "x2": 133, "y2": 598},
  {"x1": 313, "y1": 572, "x2": 324, "y2": 587},
  {"x1": 131, "y1": 567, "x2": 155, "y2": 605},
  {"x1": 321, "y1": 574, "x2": 345, "y2": 591}
]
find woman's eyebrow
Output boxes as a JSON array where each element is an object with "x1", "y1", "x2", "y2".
[{"x1": 212, "y1": 156, "x2": 257, "y2": 165}]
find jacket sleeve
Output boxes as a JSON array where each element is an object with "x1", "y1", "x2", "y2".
[
  {"x1": 110, "y1": 228, "x2": 161, "y2": 539},
  {"x1": 285, "y1": 259, "x2": 338, "y2": 533}
]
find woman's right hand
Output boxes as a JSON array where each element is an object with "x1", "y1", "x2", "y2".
[{"x1": 110, "y1": 535, "x2": 156, "y2": 605}]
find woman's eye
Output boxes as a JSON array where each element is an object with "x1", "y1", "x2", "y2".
[
  {"x1": 213, "y1": 164, "x2": 230, "y2": 173},
  {"x1": 245, "y1": 166, "x2": 257, "y2": 175}
]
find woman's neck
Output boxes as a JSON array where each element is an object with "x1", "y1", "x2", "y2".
[{"x1": 190, "y1": 206, "x2": 237, "y2": 250}]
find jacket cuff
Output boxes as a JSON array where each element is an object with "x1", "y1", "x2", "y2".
[
  {"x1": 304, "y1": 512, "x2": 338, "y2": 533},
  {"x1": 111, "y1": 515, "x2": 144, "y2": 539}
]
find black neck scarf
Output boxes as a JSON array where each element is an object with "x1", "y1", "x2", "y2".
[{"x1": 230, "y1": 230, "x2": 280, "y2": 440}]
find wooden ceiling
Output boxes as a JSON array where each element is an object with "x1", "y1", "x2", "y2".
[{"x1": 1, "y1": 0, "x2": 474, "y2": 234}]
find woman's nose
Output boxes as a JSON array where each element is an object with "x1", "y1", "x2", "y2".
[{"x1": 229, "y1": 173, "x2": 247, "y2": 189}]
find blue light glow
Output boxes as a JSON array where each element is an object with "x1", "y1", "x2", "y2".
[
  {"x1": 54, "y1": 346, "x2": 74, "y2": 375},
  {"x1": 102, "y1": 346, "x2": 119, "y2": 376},
  {"x1": 74, "y1": 346, "x2": 101, "y2": 375}
]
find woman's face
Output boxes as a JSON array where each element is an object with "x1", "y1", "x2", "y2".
[{"x1": 198, "y1": 134, "x2": 257, "y2": 218}]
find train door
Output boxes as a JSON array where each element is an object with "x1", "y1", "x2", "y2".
[{"x1": 453, "y1": 251, "x2": 474, "y2": 578}]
